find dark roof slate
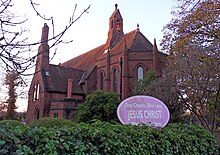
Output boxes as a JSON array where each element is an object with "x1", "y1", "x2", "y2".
[
  {"x1": 42, "y1": 64, "x2": 85, "y2": 94},
  {"x1": 129, "y1": 30, "x2": 153, "y2": 51},
  {"x1": 110, "y1": 8, "x2": 123, "y2": 20}
]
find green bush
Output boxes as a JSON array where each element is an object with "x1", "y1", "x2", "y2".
[
  {"x1": 0, "y1": 120, "x2": 25, "y2": 130},
  {"x1": 0, "y1": 121, "x2": 218, "y2": 154},
  {"x1": 28, "y1": 117, "x2": 74, "y2": 128},
  {"x1": 0, "y1": 120, "x2": 26, "y2": 154},
  {"x1": 74, "y1": 91, "x2": 120, "y2": 122}
]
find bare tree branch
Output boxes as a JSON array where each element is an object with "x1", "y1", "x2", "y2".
[{"x1": 0, "y1": 0, "x2": 90, "y2": 75}]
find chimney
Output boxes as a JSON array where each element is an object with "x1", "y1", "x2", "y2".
[
  {"x1": 67, "y1": 78, "x2": 73, "y2": 98},
  {"x1": 35, "y1": 23, "x2": 49, "y2": 72},
  {"x1": 41, "y1": 23, "x2": 49, "y2": 44}
]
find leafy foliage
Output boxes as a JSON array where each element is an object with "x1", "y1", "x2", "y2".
[
  {"x1": 141, "y1": 72, "x2": 185, "y2": 123},
  {"x1": 0, "y1": 120, "x2": 24, "y2": 130},
  {"x1": 0, "y1": 120, "x2": 218, "y2": 154},
  {"x1": 74, "y1": 91, "x2": 120, "y2": 122},
  {"x1": 0, "y1": 71, "x2": 20, "y2": 119},
  {"x1": 28, "y1": 117, "x2": 74, "y2": 128},
  {"x1": 159, "y1": 0, "x2": 220, "y2": 130},
  {"x1": 133, "y1": 70, "x2": 157, "y2": 95},
  {"x1": 161, "y1": 0, "x2": 219, "y2": 53},
  {"x1": 135, "y1": 70, "x2": 185, "y2": 123}
]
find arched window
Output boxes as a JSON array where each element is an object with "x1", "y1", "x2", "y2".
[
  {"x1": 116, "y1": 20, "x2": 121, "y2": 31},
  {"x1": 137, "y1": 66, "x2": 144, "y2": 80},
  {"x1": 35, "y1": 107, "x2": 40, "y2": 120},
  {"x1": 113, "y1": 68, "x2": 118, "y2": 93},
  {"x1": 100, "y1": 72, "x2": 104, "y2": 90},
  {"x1": 33, "y1": 83, "x2": 40, "y2": 101}
]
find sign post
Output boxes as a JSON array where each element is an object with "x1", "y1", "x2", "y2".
[{"x1": 117, "y1": 95, "x2": 170, "y2": 127}]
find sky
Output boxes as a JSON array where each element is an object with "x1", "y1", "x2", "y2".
[{"x1": 12, "y1": 0, "x2": 175, "y2": 112}]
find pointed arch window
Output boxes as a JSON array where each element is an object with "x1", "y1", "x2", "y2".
[
  {"x1": 116, "y1": 20, "x2": 121, "y2": 31},
  {"x1": 100, "y1": 71, "x2": 104, "y2": 90},
  {"x1": 33, "y1": 83, "x2": 40, "y2": 101},
  {"x1": 137, "y1": 66, "x2": 144, "y2": 80},
  {"x1": 35, "y1": 107, "x2": 40, "y2": 120},
  {"x1": 113, "y1": 68, "x2": 118, "y2": 93}
]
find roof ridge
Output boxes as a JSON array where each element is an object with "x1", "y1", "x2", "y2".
[
  {"x1": 49, "y1": 64, "x2": 84, "y2": 72},
  {"x1": 130, "y1": 30, "x2": 139, "y2": 49}
]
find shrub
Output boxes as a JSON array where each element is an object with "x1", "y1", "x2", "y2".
[
  {"x1": 0, "y1": 120, "x2": 24, "y2": 130},
  {"x1": 28, "y1": 117, "x2": 74, "y2": 128},
  {"x1": 0, "y1": 120, "x2": 26, "y2": 154},
  {"x1": 0, "y1": 122, "x2": 218, "y2": 154},
  {"x1": 134, "y1": 69, "x2": 157, "y2": 95},
  {"x1": 74, "y1": 91, "x2": 120, "y2": 122}
]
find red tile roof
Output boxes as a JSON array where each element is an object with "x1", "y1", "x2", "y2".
[
  {"x1": 61, "y1": 29, "x2": 154, "y2": 70},
  {"x1": 58, "y1": 29, "x2": 158, "y2": 90},
  {"x1": 61, "y1": 44, "x2": 106, "y2": 70}
]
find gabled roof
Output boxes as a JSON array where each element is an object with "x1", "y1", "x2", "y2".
[
  {"x1": 110, "y1": 7, "x2": 123, "y2": 20},
  {"x1": 61, "y1": 29, "x2": 154, "y2": 76},
  {"x1": 110, "y1": 30, "x2": 153, "y2": 53},
  {"x1": 129, "y1": 30, "x2": 153, "y2": 51},
  {"x1": 42, "y1": 64, "x2": 85, "y2": 94}
]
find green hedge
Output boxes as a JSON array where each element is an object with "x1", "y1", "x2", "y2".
[
  {"x1": 0, "y1": 120, "x2": 25, "y2": 130},
  {"x1": 0, "y1": 120, "x2": 218, "y2": 154},
  {"x1": 28, "y1": 117, "x2": 74, "y2": 128}
]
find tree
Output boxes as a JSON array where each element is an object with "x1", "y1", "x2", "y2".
[
  {"x1": 1, "y1": 70, "x2": 22, "y2": 119},
  {"x1": 74, "y1": 91, "x2": 120, "y2": 123},
  {"x1": 138, "y1": 69, "x2": 185, "y2": 123},
  {"x1": 0, "y1": 0, "x2": 90, "y2": 74},
  {"x1": 133, "y1": 70, "x2": 186, "y2": 123},
  {"x1": 160, "y1": 0, "x2": 220, "y2": 131},
  {"x1": 133, "y1": 70, "x2": 157, "y2": 95},
  {"x1": 161, "y1": 0, "x2": 219, "y2": 53}
]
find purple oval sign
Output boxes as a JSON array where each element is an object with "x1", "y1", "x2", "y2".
[{"x1": 117, "y1": 96, "x2": 170, "y2": 127}]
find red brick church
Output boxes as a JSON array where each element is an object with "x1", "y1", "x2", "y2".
[{"x1": 26, "y1": 4, "x2": 167, "y2": 123}]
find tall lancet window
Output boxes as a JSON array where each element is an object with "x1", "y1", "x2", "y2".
[
  {"x1": 137, "y1": 66, "x2": 144, "y2": 80},
  {"x1": 35, "y1": 107, "x2": 40, "y2": 120},
  {"x1": 100, "y1": 71, "x2": 104, "y2": 90},
  {"x1": 33, "y1": 83, "x2": 40, "y2": 101},
  {"x1": 116, "y1": 20, "x2": 121, "y2": 31},
  {"x1": 113, "y1": 68, "x2": 118, "y2": 93}
]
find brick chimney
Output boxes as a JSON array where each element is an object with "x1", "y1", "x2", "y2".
[
  {"x1": 41, "y1": 23, "x2": 49, "y2": 44},
  {"x1": 67, "y1": 78, "x2": 73, "y2": 98},
  {"x1": 36, "y1": 23, "x2": 49, "y2": 73}
]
